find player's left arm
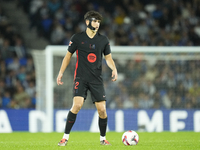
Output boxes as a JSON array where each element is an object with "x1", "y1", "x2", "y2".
[{"x1": 104, "y1": 54, "x2": 118, "y2": 82}]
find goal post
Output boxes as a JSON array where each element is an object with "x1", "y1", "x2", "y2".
[{"x1": 32, "y1": 46, "x2": 200, "y2": 132}]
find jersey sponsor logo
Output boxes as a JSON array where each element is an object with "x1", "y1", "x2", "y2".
[
  {"x1": 87, "y1": 53, "x2": 97, "y2": 63},
  {"x1": 69, "y1": 41, "x2": 73, "y2": 46}
]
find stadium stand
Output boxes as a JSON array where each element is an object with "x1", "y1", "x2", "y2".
[
  {"x1": 0, "y1": 0, "x2": 200, "y2": 109},
  {"x1": 0, "y1": 4, "x2": 36, "y2": 109},
  {"x1": 17, "y1": 0, "x2": 200, "y2": 46}
]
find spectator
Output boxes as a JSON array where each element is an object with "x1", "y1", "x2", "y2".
[
  {"x1": 13, "y1": 85, "x2": 31, "y2": 108},
  {"x1": 123, "y1": 94, "x2": 136, "y2": 109},
  {"x1": 50, "y1": 23, "x2": 65, "y2": 45},
  {"x1": 0, "y1": 78, "x2": 6, "y2": 97},
  {"x1": 161, "y1": 90, "x2": 172, "y2": 109},
  {"x1": 138, "y1": 92, "x2": 154, "y2": 109},
  {"x1": 25, "y1": 80, "x2": 36, "y2": 99},
  {"x1": 26, "y1": 56, "x2": 35, "y2": 72},
  {"x1": 14, "y1": 36, "x2": 27, "y2": 58},
  {"x1": 141, "y1": 80, "x2": 156, "y2": 96},
  {"x1": 47, "y1": 0, "x2": 61, "y2": 14},
  {"x1": 7, "y1": 56, "x2": 20, "y2": 72},
  {"x1": 171, "y1": 96, "x2": 184, "y2": 109},
  {"x1": 1, "y1": 91, "x2": 12, "y2": 108},
  {"x1": 0, "y1": 60, "x2": 6, "y2": 78},
  {"x1": 189, "y1": 83, "x2": 200, "y2": 97}
]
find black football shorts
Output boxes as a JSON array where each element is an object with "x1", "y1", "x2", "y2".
[{"x1": 73, "y1": 77, "x2": 106, "y2": 103}]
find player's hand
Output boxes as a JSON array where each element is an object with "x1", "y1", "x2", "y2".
[
  {"x1": 111, "y1": 69, "x2": 118, "y2": 82},
  {"x1": 57, "y1": 73, "x2": 64, "y2": 85}
]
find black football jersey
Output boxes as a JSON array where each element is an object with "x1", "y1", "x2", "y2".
[{"x1": 68, "y1": 31, "x2": 111, "y2": 83}]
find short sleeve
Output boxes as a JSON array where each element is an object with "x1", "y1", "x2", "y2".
[
  {"x1": 68, "y1": 34, "x2": 77, "y2": 54},
  {"x1": 103, "y1": 37, "x2": 111, "y2": 55}
]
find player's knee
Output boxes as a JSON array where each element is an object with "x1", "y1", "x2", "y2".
[
  {"x1": 98, "y1": 108, "x2": 107, "y2": 118},
  {"x1": 72, "y1": 103, "x2": 82, "y2": 113}
]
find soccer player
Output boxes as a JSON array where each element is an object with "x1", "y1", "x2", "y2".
[{"x1": 57, "y1": 10, "x2": 118, "y2": 146}]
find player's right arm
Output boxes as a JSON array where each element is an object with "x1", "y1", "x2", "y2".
[
  {"x1": 57, "y1": 34, "x2": 77, "y2": 85},
  {"x1": 57, "y1": 51, "x2": 73, "y2": 85}
]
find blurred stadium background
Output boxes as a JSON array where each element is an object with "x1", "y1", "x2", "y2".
[{"x1": 0, "y1": 0, "x2": 200, "y2": 133}]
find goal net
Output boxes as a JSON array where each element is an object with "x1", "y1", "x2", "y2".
[{"x1": 32, "y1": 46, "x2": 200, "y2": 132}]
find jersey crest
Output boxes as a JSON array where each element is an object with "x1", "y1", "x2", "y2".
[{"x1": 89, "y1": 44, "x2": 95, "y2": 49}]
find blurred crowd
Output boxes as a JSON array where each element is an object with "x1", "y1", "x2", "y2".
[
  {"x1": 0, "y1": 5, "x2": 36, "y2": 109},
  {"x1": 1, "y1": 0, "x2": 200, "y2": 109},
  {"x1": 17, "y1": 0, "x2": 200, "y2": 46},
  {"x1": 102, "y1": 57, "x2": 200, "y2": 109}
]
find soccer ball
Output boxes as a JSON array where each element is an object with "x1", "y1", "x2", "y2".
[{"x1": 122, "y1": 130, "x2": 139, "y2": 146}]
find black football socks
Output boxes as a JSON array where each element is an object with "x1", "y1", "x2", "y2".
[
  {"x1": 64, "y1": 111, "x2": 77, "y2": 134},
  {"x1": 99, "y1": 117, "x2": 107, "y2": 136}
]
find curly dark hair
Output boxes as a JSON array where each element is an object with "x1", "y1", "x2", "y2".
[{"x1": 84, "y1": 10, "x2": 103, "y2": 21}]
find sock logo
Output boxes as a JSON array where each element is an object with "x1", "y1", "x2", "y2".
[{"x1": 68, "y1": 121, "x2": 74, "y2": 123}]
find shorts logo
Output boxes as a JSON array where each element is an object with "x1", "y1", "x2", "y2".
[
  {"x1": 87, "y1": 53, "x2": 96, "y2": 63},
  {"x1": 69, "y1": 41, "x2": 73, "y2": 46}
]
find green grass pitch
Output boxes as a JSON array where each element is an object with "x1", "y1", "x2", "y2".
[{"x1": 0, "y1": 132, "x2": 199, "y2": 150}]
